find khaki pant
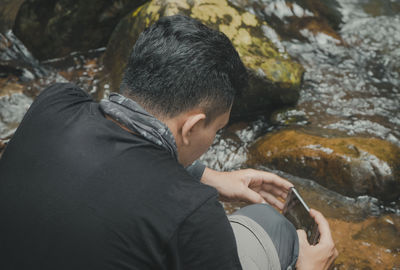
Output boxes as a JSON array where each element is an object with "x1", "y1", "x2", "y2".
[{"x1": 229, "y1": 204, "x2": 299, "y2": 270}]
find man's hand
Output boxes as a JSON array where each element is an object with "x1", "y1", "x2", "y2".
[
  {"x1": 201, "y1": 168, "x2": 293, "y2": 210},
  {"x1": 296, "y1": 209, "x2": 339, "y2": 270}
]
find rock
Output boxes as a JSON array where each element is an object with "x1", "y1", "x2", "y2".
[
  {"x1": 289, "y1": 0, "x2": 342, "y2": 29},
  {"x1": 0, "y1": 79, "x2": 33, "y2": 143},
  {"x1": 13, "y1": 0, "x2": 148, "y2": 60},
  {"x1": 230, "y1": 0, "x2": 343, "y2": 42},
  {"x1": 361, "y1": 0, "x2": 400, "y2": 17},
  {"x1": 1, "y1": 31, "x2": 50, "y2": 81},
  {"x1": 248, "y1": 129, "x2": 400, "y2": 201},
  {"x1": 330, "y1": 215, "x2": 400, "y2": 269},
  {"x1": 352, "y1": 215, "x2": 400, "y2": 252},
  {"x1": 102, "y1": 0, "x2": 304, "y2": 119},
  {"x1": 0, "y1": 0, "x2": 25, "y2": 33},
  {"x1": 274, "y1": 169, "x2": 382, "y2": 221}
]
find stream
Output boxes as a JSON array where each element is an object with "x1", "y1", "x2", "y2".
[{"x1": 1, "y1": 0, "x2": 399, "y2": 268}]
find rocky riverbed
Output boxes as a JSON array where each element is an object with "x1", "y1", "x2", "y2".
[{"x1": 1, "y1": 0, "x2": 399, "y2": 269}]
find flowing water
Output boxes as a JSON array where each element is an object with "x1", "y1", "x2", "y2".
[
  {"x1": 200, "y1": 1, "x2": 400, "y2": 267},
  {"x1": 200, "y1": 0, "x2": 400, "y2": 207},
  {"x1": 1, "y1": 0, "x2": 400, "y2": 268}
]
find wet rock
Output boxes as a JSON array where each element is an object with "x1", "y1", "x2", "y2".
[
  {"x1": 102, "y1": 0, "x2": 304, "y2": 119},
  {"x1": 248, "y1": 129, "x2": 400, "y2": 201},
  {"x1": 330, "y1": 215, "x2": 400, "y2": 269},
  {"x1": 1, "y1": 31, "x2": 51, "y2": 81},
  {"x1": 13, "y1": 0, "x2": 148, "y2": 60},
  {"x1": 0, "y1": 79, "x2": 33, "y2": 144},
  {"x1": 230, "y1": 0, "x2": 343, "y2": 42},
  {"x1": 274, "y1": 169, "x2": 382, "y2": 221},
  {"x1": 352, "y1": 215, "x2": 400, "y2": 252},
  {"x1": 361, "y1": 0, "x2": 400, "y2": 17},
  {"x1": 0, "y1": 0, "x2": 25, "y2": 33}
]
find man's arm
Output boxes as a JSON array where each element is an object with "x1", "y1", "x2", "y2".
[{"x1": 201, "y1": 167, "x2": 293, "y2": 210}]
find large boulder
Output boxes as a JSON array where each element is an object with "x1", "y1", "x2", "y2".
[
  {"x1": 248, "y1": 129, "x2": 400, "y2": 201},
  {"x1": 0, "y1": 0, "x2": 25, "y2": 33},
  {"x1": 13, "y1": 0, "x2": 148, "y2": 60},
  {"x1": 102, "y1": 0, "x2": 304, "y2": 118}
]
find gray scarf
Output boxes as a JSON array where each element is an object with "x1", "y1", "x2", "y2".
[{"x1": 99, "y1": 93, "x2": 178, "y2": 160}]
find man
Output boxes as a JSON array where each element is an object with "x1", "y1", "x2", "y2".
[{"x1": 0, "y1": 15, "x2": 337, "y2": 269}]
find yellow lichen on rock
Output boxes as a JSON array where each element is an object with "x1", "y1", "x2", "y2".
[
  {"x1": 234, "y1": 28, "x2": 252, "y2": 45},
  {"x1": 259, "y1": 59, "x2": 304, "y2": 86},
  {"x1": 241, "y1": 12, "x2": 257, "y2": 27},
  {"x1": 191, "y1": 1, "x2": 241, "y2": 26},
  {"x1": 144, "y1": 2, "x2": 161, "y2": 26},
  {"x1": 131, "y1": 5, "x2": 145, "y2": 17},
  {"x1": 162, "y1": 0, "x2": 190, "y2": 16}
]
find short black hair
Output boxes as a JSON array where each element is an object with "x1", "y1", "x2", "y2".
[{"x1": 120, "y1": 15, "x2": 248, "y2": 123}]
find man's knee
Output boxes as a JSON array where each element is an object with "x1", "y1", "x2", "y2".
[{"x1": 231, "y1": 204, "x2": 299, "y2": 270}]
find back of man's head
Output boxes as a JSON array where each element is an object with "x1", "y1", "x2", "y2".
[{"x1": 120, "y1": 15, "x2": 248, "y2": 123}]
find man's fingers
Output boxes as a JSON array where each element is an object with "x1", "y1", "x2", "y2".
[
  {"x1": 310, "y1": 209, "x2": 334, "y2": 244},
  {"x1": 250, "y1": 170, "x2": 294, "y2": 190},
  {"x1": 244, "y1": 188, "x2": 266, "y2": 204},
  {"x1": 259, "y1": 191, "x2": 285, "y2": 210},
  {"x1": 334, "y1": 248, "x2": 339, "y2": 258},
  {"x1": 297, "y1": 229, "x2": 308, "y2": 244},
  {"x1": 262, "y1": 184, "x2": 290, "y2": 199}
]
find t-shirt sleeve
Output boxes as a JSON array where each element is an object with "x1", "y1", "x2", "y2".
[{"x1": 175, "y1": 197, "x2": 243, "y2": 270}]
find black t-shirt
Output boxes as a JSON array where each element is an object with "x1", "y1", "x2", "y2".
[{"x1": 0, "y1": 83, "x2": 242, "y2": 270}]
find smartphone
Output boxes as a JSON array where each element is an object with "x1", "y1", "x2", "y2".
[{"x1": 283, "y1": 187, "x2": 320, "y2": 245}]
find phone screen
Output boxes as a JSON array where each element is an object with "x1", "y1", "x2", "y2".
[{"x1": 283, "y1": 187, "x2": 320, "y2": 245}]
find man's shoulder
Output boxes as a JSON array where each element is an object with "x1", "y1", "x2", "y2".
[
  {"x1": 28, "y1": 83, "x2": 91, "y2": 114},
  {"x1": 39, "y1": 82, "x2": 88, "y2": 99}
]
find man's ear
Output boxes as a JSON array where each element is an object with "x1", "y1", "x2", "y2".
[{"x1": 181, "y1": 113, "x2": 206, "y2": 145}]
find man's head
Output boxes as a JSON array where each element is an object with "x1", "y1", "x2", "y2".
[{"x1": 120, "y1": 15, "x2": 248, "y2": 166}]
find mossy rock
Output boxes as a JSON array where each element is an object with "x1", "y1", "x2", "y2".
[
  {"x1": 102, "y1": 0, "x2": 304, "y2": 118},
  {"x1": 248, "y1": 129, "x2": 400, "y2": 201},
  {"x1": 13, "y1": 0, "x2": 148, "y2": 60}
]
